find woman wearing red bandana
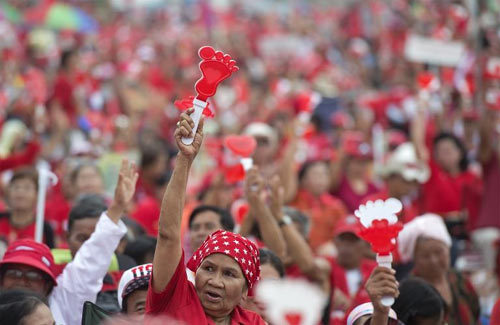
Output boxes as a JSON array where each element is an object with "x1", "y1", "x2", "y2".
[{"x1": 146, "y1": 108, "x2": 265, "y2": 324}]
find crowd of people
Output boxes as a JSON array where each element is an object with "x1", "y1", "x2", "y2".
[{"x1": 0, "y1": 0, "x2": 499, "y2": 324}]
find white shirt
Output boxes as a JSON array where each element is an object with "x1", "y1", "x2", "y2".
[
  {"x1": 345, "y1": 269, "x2": 362, "y2": 297},
  {"x1": 49, "y1": 212, "x2": 127, "y2": 325}
]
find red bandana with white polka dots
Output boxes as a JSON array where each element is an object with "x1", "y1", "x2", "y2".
[{"x1": 187, "y1": 230, "x2": 261, "y2": 288}]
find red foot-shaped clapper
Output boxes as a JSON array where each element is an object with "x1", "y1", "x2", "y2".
[
  {"x1": 358, "y1": 219, "x2": 403, "y2": 307},
  {"x1": 181, "y1": 46, "x2": 239, "y2": 145}
]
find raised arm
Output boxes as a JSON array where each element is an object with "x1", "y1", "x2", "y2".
[
  {"x1": 269, "y1": 176, "x2": 330, "y2": 293},
  {"x1": 411, "y1": 99, "x2": 430, "y2": 162},
  {"x1": 152, "y1": 108, "x2": 204, "y2": 293},
  {"x1": 245, "y1": 168, "x2": 287, "y2": 261},
  {"x1": 50, "y1": 159, "x2": 138, "y2": 325}
]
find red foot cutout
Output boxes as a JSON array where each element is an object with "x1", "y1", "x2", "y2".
[
  {"x1": 358, "y1": 219, "x2": 403, "y2": 255},
  {"x1": 284, "y1": 313, "x2": 303, "y2": 325},
  {"x1": 195, "y1": 46, "x2": 239, "y2": 101},
  {"x1": 224, "y1": 135, "x2": 257, "y2": 157},
  {"x1": 174, "y1": 96, "x2": 214, "y2": 117}
]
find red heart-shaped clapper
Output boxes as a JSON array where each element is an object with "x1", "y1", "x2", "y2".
[
  {"x1": 284, "y1": 312, "x2": 303, "y2": 325},
  {"x1": 224, "y1": 135, "x2": 257, "y2": 158},
  {"x1": 417, "y1": 72, "x2": 435, "y2": 89}
]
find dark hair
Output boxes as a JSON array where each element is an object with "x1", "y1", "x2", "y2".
[
  {"x1": 392, "y1": 277, "x2": 446, "y2": 325},
  {"x1": 433, "y1": 132, "x2": 468, "y2": 172},
  {"x1": 0, "y1": 289, "x2": 49, "y2": 324},
  {"x1": 70, "y1": 162, "x2": 102, "y2": 185},
  {"x1": 9, "y1": 168, "x2": 38, "y2": 191},
  {"x1": 60, "y1": 49, "x2": 76, "y2": 70},
  {"x1": 124, "y1": 235, "x2": 157, "y2": 265},
  {"x1": 259, "y1": 248, "x2": 285, "y2": 278},
  {"x1": 188, "y1": 205, "x2": 235, "y2": 232},
  {"x1": 68, "y1": 194, "x2": 107, "y2": 232},
  {"x1": 298, "y1": 160, "x2": 328, "y2": 184},
  {"x1": 283, "y1": 206, "x2": 310, "y2": 237},
  {"x1": 140, "y1": 143, "x2": 166, "y2": 170}
]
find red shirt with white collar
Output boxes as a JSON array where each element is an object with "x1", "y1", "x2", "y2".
[{"x1": 146, "y1": 251, "x2": 265, "y2": 324}]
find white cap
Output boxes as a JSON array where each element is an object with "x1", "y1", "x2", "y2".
[
  {"x1": 379, "y1": 142, "x2": 430, "y2": 184},
  {"x1": 243, "y1": 122, "x2": 278, "y2": 150},
  {"x1": 397, "y1": 213, "x2": 452, "y2": 263},
  {"x1": 117, "y1": 263, "x2": 153, "y2": 309},
  {"x1": 347, "y1": 302, "x2": 398, "y2": 325}
]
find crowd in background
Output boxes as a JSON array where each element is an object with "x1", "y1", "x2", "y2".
[{"x1": 0, "y1": 0, "x2": 499, "y2": 324}]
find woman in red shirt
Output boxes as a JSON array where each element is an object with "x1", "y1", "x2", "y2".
[
  {"x1": 146, "y1": 109, "x2": 265, "y2": 324},
  {"x1": 412, "y1": 109, "x2": 482, "y2": 246}
]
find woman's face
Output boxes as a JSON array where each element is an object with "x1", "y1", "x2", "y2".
[
  {"x1": 302, "y1": 162, "x2": 330, "y2": 196},
  {"x1": 413, "y1": 237, "x2": 450, "y2": 280},
  {"x1": 74, "y1": 166, "x2": 104, "y2": 196},
  {"x1": 434, "y1": 139, "x2": 461, "y2": 173},
  {"x1": 195, "y1": 253, "x2": 248, "y2": 319},
  {"x1": 21, "y1": 303, "x2": 55, "y2": 325}
]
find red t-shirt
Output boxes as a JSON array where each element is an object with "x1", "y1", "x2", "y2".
[
  {"x1": 51, "y1": 73, "x2": 76, "y2": 122},
  {"x1": 328, "y1": 258, "x2": 376, "y2": 325},
  {"x1": 421, "y1": 160, "x2": 482, "y2": 220},
  {"x1": 491, "y1": 298, "x2": 500, "y2": 325},
  {"x1": 146, "y1": 252, "x2": 265, "y2": 324},
  {"x1": 334, "y1": 176, "x2": 379, "y2": 213}
]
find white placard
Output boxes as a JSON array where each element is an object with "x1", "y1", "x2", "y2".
[{"x1": 404, "y1": 34, "x2": 466, "y2": 67}]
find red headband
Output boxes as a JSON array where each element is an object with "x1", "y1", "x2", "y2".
[{"x1": 187, "y1": 230, "x2": 261, "y2": 288}]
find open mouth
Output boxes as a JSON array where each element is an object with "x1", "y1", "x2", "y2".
[{"x1": 205, "y1": 290, "x2": 223, "y2": 302}]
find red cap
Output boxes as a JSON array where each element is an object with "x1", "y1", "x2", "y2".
[
  {"x1": 345, "y1": 141, "x2": 372, "y2": 159},
  {"x1": 334, "y1": 216, "x2": 362, "y2": 238},
  {"x1": 0, "y1": 239, "x2": 57, "y2": 286}
]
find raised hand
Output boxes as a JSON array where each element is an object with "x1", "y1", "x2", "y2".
[
  {"x1": 174, "y1": 108, "x2": 204, "y2": 161},
  {"x1": 108, "y1": 159, "x2": 139, "y2": 223},
  {"x1": 365, "y1": 266, "x2": 399, "y2": 314},
  {"x1": 244, "y1": 167, "x2": 267, "y2": 208}
]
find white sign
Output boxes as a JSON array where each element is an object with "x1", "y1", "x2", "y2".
[{"x1": 404, "y1": 34, "x2": 466, "y2": 66}]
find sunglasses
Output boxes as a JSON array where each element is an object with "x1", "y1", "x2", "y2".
[{"x1": 4, "y1": 269, "x2": 45, "y2": 283}]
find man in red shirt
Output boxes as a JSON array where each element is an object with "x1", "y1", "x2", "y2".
[
  {"x1": 146, "y1": 110, "x2": 265, "y2": 324},
  {"x1": 328, "y1": 216, "x2": 376, "y2": 325}
]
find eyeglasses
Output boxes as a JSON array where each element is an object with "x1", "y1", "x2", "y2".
[{"x1": 4, "y1": 269, "x2": 45, "y2": 283}]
